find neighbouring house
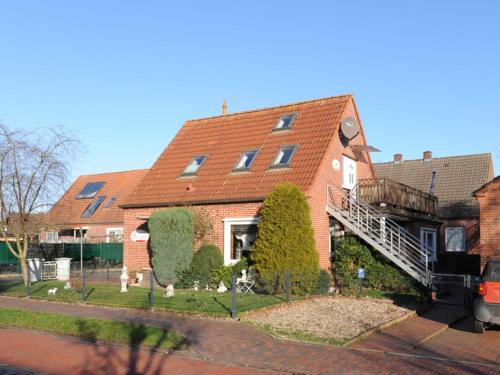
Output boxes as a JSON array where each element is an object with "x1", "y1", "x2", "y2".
[
  {"x1": 473, "y1": 176, "x2": 500, "y2": 271},
  {"x1": 373, "y1": 152, "x2": 494, "y2": 274},
  {"x1": 42, "y1": 169, "x2": 148, "y2": 244},
  {"x1": 1, "y1": 213, "x2": 46, "y2": 243}
]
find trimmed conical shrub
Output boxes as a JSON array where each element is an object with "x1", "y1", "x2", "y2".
[
  {"x1": 148, "y1": 208, "x2": 194, "y2": 286},
  {"x1": 251, "y1": 183, "x2": 319, "y2": 293}
]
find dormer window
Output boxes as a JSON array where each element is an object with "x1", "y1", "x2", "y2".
[
  {"x1": 182, "y1": 155, "x2": 208, "y2": 176},
  {"x1": 76, "y1": 182, "x2": 105, "y2": 199},
  {"x1": 233, "y1": 150, "x2": 259, "y2": 172},
  {"x1": 270, "y1": 145, "x2": 298, "y2": 168},
  {"x1": 273, "y1": 113, "x2": 296, "y2": 132}
]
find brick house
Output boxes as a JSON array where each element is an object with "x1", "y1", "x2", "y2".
[
  {"x1": 121, "y1": 95, "x2": 377, "y2": 272},
  {"x1": 43, "y1": 169, "x2": 148, "y2": 243},
  {"x1": 473, "y1": 176, "x2": 500, "y2": 271},
  {"x1": 373, "y1": 152, "x2": 494, "y2": 274}
]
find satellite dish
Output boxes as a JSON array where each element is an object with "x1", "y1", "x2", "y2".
[{"x1": 340, "y1": 116, "x2": 360, "y2": 140}]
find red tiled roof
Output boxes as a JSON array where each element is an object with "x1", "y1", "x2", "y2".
[
  {"x1": 123, "y1": 95, "x2": 353, "y2": 207},
  {"x1": 47, "y1": 169, "x2": 148, "y2": 225}
]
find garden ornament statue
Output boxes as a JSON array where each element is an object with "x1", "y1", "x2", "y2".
[
  {"x1": 193, "y1": 280, "x2": 200, "y2": 291},
  {"x1": 217, "y1": 281, "x2": 228, "y2": 293},
  {"x1": 165, "y1": 284, "x2": 175, "y2": 297},
  {"x1": 120, "y1": 266, "x2": 129, "y2": 292}
]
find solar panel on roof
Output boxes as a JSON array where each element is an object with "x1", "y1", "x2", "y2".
[
  {"x1": 76, "y1": 182, "x2": 105, "y2": 199},
  {"x1": 81, "y1": 196, "x2": 106, "y2": 218}
]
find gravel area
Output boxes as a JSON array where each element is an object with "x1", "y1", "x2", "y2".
[{"x1": 246, "y1": 296, "x2": 415, "y2": 341}]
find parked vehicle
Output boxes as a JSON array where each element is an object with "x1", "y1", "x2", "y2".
[{"x1": 473, "y1": 259, "x2": 500, "y2": 333}]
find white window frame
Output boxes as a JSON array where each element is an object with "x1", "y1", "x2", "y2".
[
  {"x1": 46, "y1": 231, "x2": 59, "y2": 243},
  {"x1": 342, "y1": 155, "x2": 357, "y2": 190},
  {"x1": 420, "y1": 228, "x2": 437, "y2": 261},
  {"x1": 223, "y1": 217, "x2": 259, "y2": 265},
  {"x1": 445, "y1": 227, "x2": 466, "y2": 252},
  {"x1": 106, "y1": 227, "x2": 124, "y2": 243}
]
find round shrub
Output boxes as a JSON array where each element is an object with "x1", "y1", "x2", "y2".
[
  {"x1": 251, "y1": 183, "x2": 319, "y2": 294},
  {"x1": 190, "y1": 244, "x2": 223, "y2": 286}
]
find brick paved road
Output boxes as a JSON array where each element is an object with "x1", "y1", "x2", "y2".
[{"x1": 0, "y1": 297, "x2": 498, "y2": 374}]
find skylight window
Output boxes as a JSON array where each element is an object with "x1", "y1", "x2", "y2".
[
  {"x1": 76, "y1": 182, "x2": 105, "y2": 199},
  {"x1": 273, "y1": 113, "x2": 297, "y2": 131},
  {"x1": 81, "y1": 196, "x2": 106, "y2": 218},
  {"x1": 105, "y1": 196, "x2": 117, "y2": 208},
  {"x1": 182, "y1": 155, "x2": 208, "y2": 176},
  {"x1": 271, "y1": 145, "x2": 298, "y2": 168},
  {"x1": 233, "y1": 150, "x2": 259, "y2": 171}
]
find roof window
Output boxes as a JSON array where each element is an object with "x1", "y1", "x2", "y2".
[
  {"x1": 76, "y1": 182, "x2": 105, "y2": 199},
  {"x1": 271, "y1": 145, "x2": 298, "y2": 168},
  {"x1": 273, "y1": 113, "x2": 296, "y2": 132},
  {"x1": 105, "y1": 196, "x2": 117, "y2": 208},
  {"x1": 81, "y1": 196, "x2": 106, "y2": 218},
  {"x1": 233, "y1": 150, "x2": 259, "y2": 172},
  {"x1": 182, "y1": 155, "x2": 208, "y2": 176}
]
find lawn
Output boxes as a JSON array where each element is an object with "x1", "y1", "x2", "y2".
[
  {"x1": 0, "y1": 307, "x2": 184, "y2": 349},
  {"x1": 0, "y1": 280, "x2": 288, "y2": 317}
]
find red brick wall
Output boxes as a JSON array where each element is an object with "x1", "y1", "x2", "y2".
[
  {"x1": 306, "y1": 98, "x2": 375, "y2": 269},
  {"x1": 476, "y1": 181, "x2": 500, "y2": 270},
  {"x1": 124, "y1": 203, "x2": 261, "y2": 271},
  {"x1": 439, "y1": 218, "x2": 480, "y2": 255}
]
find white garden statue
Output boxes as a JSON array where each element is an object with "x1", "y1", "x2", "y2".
[
  {"x1": 165, "y1": 284, "x2": 175, "y2": 297},
  {"x1": 217, "y1": 281, "x2": 228, "y2": 293},
  {"x1": 120, "y1": 266, "x2": 129, "y2": 293},
  {"x1": 193, "y1": 280, "x2": 200, "y2": 291}
]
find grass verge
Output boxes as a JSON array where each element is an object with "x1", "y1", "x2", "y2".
[
  {"x1": 0, "y1": 307, "x2": 185, "y2": 349},
  {"x1": 246, "y1": 321, "x2": 345, "y2": 346}
]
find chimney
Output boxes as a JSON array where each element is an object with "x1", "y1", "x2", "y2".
[
  {"x1": 423, "y1": 150, "x2": 432, "y2": 162},
  {"x1": 393, "y1": 153, "x2": 403, "y2": 165},
  {"x1": 222, "y1": 99, "x2": 227, "y2": 115}
]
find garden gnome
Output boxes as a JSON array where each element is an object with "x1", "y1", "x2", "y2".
[
  {"x1": 165, "y1": 284, "x2": 175, "y2": 297},
  {"x1": 217, "y1": 281, "x2": 227, "y2": 293},
  {"x1": 120, "y1": 266, "x2": 129, "y2": 292}
]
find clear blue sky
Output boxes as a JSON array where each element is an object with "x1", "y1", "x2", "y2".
[{"x1": 1, "y1": 1, "x2": 499, "y2": 180}]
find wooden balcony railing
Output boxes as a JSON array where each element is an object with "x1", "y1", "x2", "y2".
[{"x1": 356, "y1": 178, "x2": 438, "y2": 216}]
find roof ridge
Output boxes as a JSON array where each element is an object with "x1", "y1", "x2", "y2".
[
  {"x1": 76, "y1": 168, "x2": 149, "y2": 178},
  {"x1": 186, "y1": 94, "x2": 353, "y2": 123},
  {"x1": 374, "y1": 152, "x2": 492, "y2": 165}
]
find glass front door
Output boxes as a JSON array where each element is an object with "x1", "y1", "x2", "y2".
[{"x1": 420, "y1": 228, "x2": 437, "y2": 262}]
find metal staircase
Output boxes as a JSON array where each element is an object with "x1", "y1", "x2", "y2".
[{"x1": 326, "y1": 185, "x2": 432, "y2": 286}]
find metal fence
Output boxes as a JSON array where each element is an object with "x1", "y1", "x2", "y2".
[{"x1": 430, "y1": 273, "x2": 480, "y2": 307}]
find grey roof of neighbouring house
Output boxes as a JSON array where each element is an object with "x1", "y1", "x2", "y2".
[{"x1": 373, "y1": 153, "x2": 494, "y2": 218}]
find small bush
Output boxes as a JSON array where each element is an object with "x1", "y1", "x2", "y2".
[
  {"x1": 191, "y1": 245, "x2": 223, "y2": 286},
  {"x1": 333, "y1": 236, "x2": 416, "y2": 295},
  {"x1": 210, "y1": 258, "x2": 248, "y2": 289},
  {"x1": 148, "y1": 208, "x2": 194, "y2": 286}
]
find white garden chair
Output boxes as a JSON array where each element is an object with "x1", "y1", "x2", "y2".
[{"x1": 236, "y1": 269, "x2": 255, "y2": 294}]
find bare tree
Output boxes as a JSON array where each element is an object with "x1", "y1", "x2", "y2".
[{"x1": 0, "y1": 123, "x2": 82, "y2": 285}]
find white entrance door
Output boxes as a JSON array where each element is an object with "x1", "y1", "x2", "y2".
[
  {"x1": 342, "y1": 156, "x2": 357, "y2": 190},
  {"x1": 420, "y1": 228, "x2": 437, "y2": 262}
]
